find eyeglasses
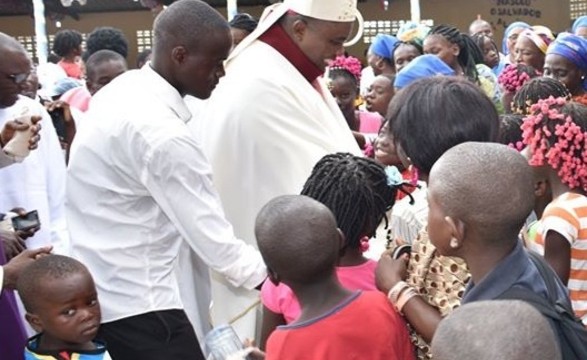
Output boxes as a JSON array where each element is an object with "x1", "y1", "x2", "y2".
[{"x1": 6, "y1": 73, "x2": 29, "y2": 84}]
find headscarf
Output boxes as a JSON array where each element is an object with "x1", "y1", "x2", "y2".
[
  {"x1": 547, "y1": 32, "x2": 587, "y2": 89},
  {"x1": 397, "y1": 21, "x2": 430, "y2": 47},
  {"x1": 394, "y1": 54, "x2": 456, "y2": 89},
  {"x1": 369, "y1": 34, "x2": 398, "y2": 60},
  {"x1": 518, "y1": 27, "x2": 554, "y2": 54},
  {"x1": 229, "y1": 13, "x2": 258, "y2": 34},
  {"x1": 572, "y1": 16, "x2": 587, "y2": 34},
  {"x1": 502, "y1": 21, "x2": 530, "y2": 54}
]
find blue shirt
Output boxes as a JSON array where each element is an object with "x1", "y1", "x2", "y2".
[
  {"x1": 24, "y1": 334, "x2": 112, "y2": 360},
  {"x1": 462, "y1": 240, "x2": 568, "y2": 304}
]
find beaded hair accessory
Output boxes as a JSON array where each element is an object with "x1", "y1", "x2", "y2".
[
  {"x1": 498, "y1": 64, "x2": 540, "y2": 94},
  {"x1": 328, "y1": 55, "x2": 363, "y2": 83},
  {"x1": 521, "y1": 96, "x2": 587, "y2": 192}
]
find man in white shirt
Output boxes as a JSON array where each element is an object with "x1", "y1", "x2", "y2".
[
  {"x1": 201, "y1": 0, "x2": 362, "y2": 339},
  {"x1": 66, "y1": 1, "x2": 266, "y2": 359}
]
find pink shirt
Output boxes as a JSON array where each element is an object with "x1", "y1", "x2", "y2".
[
  {"x1": 358, "y1": 111, "x2": 383, "y2": 134},
  {"x1": 60, "y1": 86, "x2": 91, "y2": 112},
  {"x1": 261, "y1": 259, "x2": 378, "y2": 323},
  {"x1": 58, "y1": 60, "x2": 83, "y2": 80}
]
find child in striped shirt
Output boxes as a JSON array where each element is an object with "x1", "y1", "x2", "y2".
[{"x1": 521, "y1": 96, "x2": 587, "y2": 325}]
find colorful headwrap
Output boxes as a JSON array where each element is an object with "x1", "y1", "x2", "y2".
[
  {"x1": 502, "y1": 21, "x2": 530, "y2": 55},
  {"x1": 518, "y1": 27, "x2": 554, "y2": 54},
  {"x1": 396, "y1": 21, "x2": 430, "y2": 47},
  {"x1": 394, "y1": 54, "x2": 456, "y2": 89},
  {"x1": 369, "y1": 34, "x2": 398, "y2": 60},
  {"x1": 572, "y1": 16, "x2": 587, "y2": 33},
  {"x1": 547, "y1": 33, "x2": 587, "y2": 90},
  {"x1": 327, "y1": 55, "x2": 363, "y2": 83}
]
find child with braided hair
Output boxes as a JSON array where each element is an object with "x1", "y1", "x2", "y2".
[
  {"x1": 327, "y1": 56, "x2": 383, "y2": 149},
  {"x1": 521, "y1": 97, "x2": 587, "y2": 325},
  {"x1": 258, "y1": 152, "x2": 407, "y2": 349},
  {"x1": 498, "y1": 63, "x2": 541, "y2": 113}
]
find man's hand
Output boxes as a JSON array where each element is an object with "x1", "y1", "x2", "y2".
[
  {"x1": 3, "y1": 246, "x2": 52, "y2": 289},
  {"x1": 0, "y1": 229, "x2": 26, "y2": 260},
  {"x1": 0, "y1": 116, "x2": 42, "y2": 150}
]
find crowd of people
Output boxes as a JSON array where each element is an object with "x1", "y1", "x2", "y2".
[{"x1": 1, "y1": 0, "x2": 587, "y2": 359}]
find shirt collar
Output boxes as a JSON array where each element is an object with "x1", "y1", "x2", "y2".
[
  {"x1": 259, "y1": 23, "x2": 323, "y2": 83},
  {"x1": 462, "y1": 239, "x2": 527, "y2": 304},
  {"x1": 142, "y1": 64, "x2": 192, "y2": 123}
]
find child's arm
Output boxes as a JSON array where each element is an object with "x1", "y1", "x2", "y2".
[
  {"x1": 544, "y1": 230, "x2": 571, "y2": 284},
  {"x1": 260, "y1": 305, "x2": 286, "y2": 351}
]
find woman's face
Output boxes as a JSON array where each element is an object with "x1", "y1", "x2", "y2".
[
  {"x1": 329, "y1": 76, "x2": 357, "y2": 113},
  {"x1": 365, "y1": 76, "x2": 394, "y2": 117},
  {"x1": 394, "y1": 43, "x2": 421, "y2": 73},
  {"x1": 507, "y1": 27, "x2": 526, "y2": 59},
  {"x1": 482, "y1": 37, "x2": 499, "y2": 69},
  {"x1": 424, "y1": 34, "x2": 459, "y2": 69},
  {"x1": 374, "y1": 121, "x2": 402, "y2": 166},
  {"x1": 543, "y1": 53, "x2": 584, "y2": 96},
  {"x1": 514, "y1": 36, "x2": 545, "y2": 71}
]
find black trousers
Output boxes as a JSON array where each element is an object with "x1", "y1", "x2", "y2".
[{"x1": 98, "y1": 309, "x2": 205, "y2": 360}]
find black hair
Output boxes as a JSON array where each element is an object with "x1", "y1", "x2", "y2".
[
  {"x1": 52, "y1": 29, "x2": 83, "y2": 58},
  {"x1": 85, "y1": 27, "x2": 129, "y2": 59},
  {"x1": 392, "y1": 40, "x2": 423, "y2": 60},
  {"x1": 512, "y1": 77, "x2": 572, "y2": 115},
  {"x1": 85, "y1": 49, "x2": 127, "y2": 79},
  {"x1": 47, "y1": 52, "x2": 61, "y2": 64},
  {"x1": 328, "y1": 68, "x2": 358, "y2": 91},
  {"x1": 229, "y1": 13, "x2": 258, "y2": 34},
  {"x1": 136, "y1": 48, "x2": 152, "y2": 68},
  {"x1": 389, "y1": 76, "x2": 499, "y2": 176},
  {"x1": 17, "y1": 254, "x2": 90, "y2": 313},
  {"x1": 301, "y1": 153, "x2": 397, "y2": 250},
  {"x1": 471, "y1": 33, "x2": 499, "y2": 64},
  {"x1": 498, "y1": 114, "x2": 524, "y2": 147},
  {"x1": 429, "y1": 24, "x2": 480, "y2": 83}
]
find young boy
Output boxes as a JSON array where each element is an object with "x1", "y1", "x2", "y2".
[
  {"x1": 16, "y1": 254, "x2": 111, "y2": 359},
  {"x1": 426, "y1": 142, "x2": 571, "y2": 357},
  {"x1": 255, "y1": 195, "x2": 414, "y2": 360}
]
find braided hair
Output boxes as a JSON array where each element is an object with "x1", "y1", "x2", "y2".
[
  {"x1": 301, "y1": 153, "x2": 397, "y2": 250},
  {"x1": 52, "y1": 29, "x2": 83, "y2": 58},
  {"x1": 429, "y1": 24, "x2": 480, "y2": 83},
  {"x1": 512, "y1": 77, "x2": 571, "y2": 115}
]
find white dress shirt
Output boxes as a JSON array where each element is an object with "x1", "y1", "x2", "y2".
[
  {"x1": 0, "y1": 96, "x2": 69, "y2": 253},
  {"x1": 67, "y1": 65, "x2": 267, "y2": 323}
]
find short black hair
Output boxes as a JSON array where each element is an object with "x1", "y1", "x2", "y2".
[
  {"x1": 498, "y1": 114, "x2": 524, "y2": 148},
  {"x1": 17, "y1": 255, "x2": 90, "y2": 313},
  {"x1": 328, "y1": 67, "x2": 358, "y2": 90},
  {"x1": 85, "y1": 49, "x2": 127, "y2": 79},
  {"x1": 52, "y1": 29, "x2": 83, "y2": 58},
  {"x1": 512, "y1": 77, "x2": 571, "y2": 115},
  {"x1": 429, "y1": 24, "x2": 481, "y2": 83},
  {"x1": 389, "y1": 76, "x2": 499, "y2": 176},
  {"x1": 392, "y1": 41, "x2": 423, "y2": 61},
  {"x1": 301, "y1": 153, "x2": 397, "y2": 250},
  {"x1": 136, "y1": 48, "x2": 152, "y2": 68},
  {"x1": 85, "y1": 27, "x2": 129, "y2": 59},
  {"x1": 229, "y1": 13, "x2": 258, "y2": 34},
  {"x1": 471, "y1": 33, "x2": 499, "y2": 63}
]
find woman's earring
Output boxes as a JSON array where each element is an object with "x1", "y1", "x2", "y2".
[{"x1": 450, "y1": 237, "x2": 459, "y2": 249}]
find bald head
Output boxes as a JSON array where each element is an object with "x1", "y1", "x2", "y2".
[
  {"x1": 469, "y1": 19, "x2": 493, "y2": 38},
  {"x1": 0, "y1": 32, "x2": 25, "y2": 53},
  {"x1": 429, "y1": 142, "x2": 534, "y2": 242},
  {"x1": 255, "y1": 195, "x2": 341, "y2": 284},
  {"x1": 432, "y1": 300, "x2": 560, "y2": 360}
]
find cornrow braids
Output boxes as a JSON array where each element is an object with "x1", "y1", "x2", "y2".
[
  {"x1": 328, "y1": 68, "x2": 358, "y2": 91},
  {"x1": 301, "y1": 153, "x2": 397, "y2": 250},
  {"x1": 471, "y1": 33, "x2": 499, "y2": 64},
  {"x1": 512, "y1": 77, "x2": 571, "y2": 115},
  {"x1": 392, "y1": 40, "x2": 423, "y2": 59},
  {"x1": 430, "y1": 24, "x2": 479, "y2": 83}
]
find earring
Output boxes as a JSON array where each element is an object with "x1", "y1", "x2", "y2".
[{"x1": 450, "y1": 237, "x2": 459, "y2": 249}]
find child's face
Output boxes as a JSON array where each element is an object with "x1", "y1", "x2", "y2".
[
  {"x1": 365, "y1": 76, "x2": 394, "y2": 117},
  {"x1": 374, "y1": 122, "x2": 402, "y2": 167},
  {"x1": 393, "y1": 43, "x2": 420, "y2": 73},
  {"x1": 482, "y1": 38, "x2": 499, "y2": 69},
  {"x1": 27, "y1": 271, "x2": 101, "y2": 351},
  {"x1": 329, "y1": 76, "x2": 358, "y2": 113}
]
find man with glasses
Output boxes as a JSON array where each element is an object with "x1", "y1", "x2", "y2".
[{"x1": 0, "y1": 32, "x2": 68, "y2": 254}]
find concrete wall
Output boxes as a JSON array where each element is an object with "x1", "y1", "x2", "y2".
[{"x1": 0, "y1": 0, "x2": 573, "y2": 65}]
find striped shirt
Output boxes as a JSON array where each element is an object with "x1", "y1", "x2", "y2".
[{"x1": 536, "y1": 192, "x2": 587, "y2": 324}]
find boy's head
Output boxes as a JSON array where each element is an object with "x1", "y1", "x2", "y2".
[
  {"x1": 432, "y1": 300, "x2": 561, "y2": 360},
  {"x1": 255, "y1": 195, "x2": 343, "y2": 286},
  {"x1": 427, "y1": 142, "x2": 534, "y2": 256},
  {"x1": 17, "y1": 255, "x2": 100, "y2": 350},
  {"x1": 85, "y1": 50, "x2": 128, "y2": 96}
]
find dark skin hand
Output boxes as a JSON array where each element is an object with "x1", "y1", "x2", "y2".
[
  {"x1": 544, "y1": 230, "x2": 571, "y2": 284},
  {"x1": 3, "y1": 246, "x2": 52, "y2": 289},
  {"x1": 0, "y1": 116, "x2": 42, "y2": 150},
  {"x1": 44, "y1": 101, "x2": 77, "y2": 163},
  {"x1": 0, "y1": 208, "x2": 40, "y2": 259},
  {"x1": 376, "y1": 252, "x2": 442, "y2": 343}
]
